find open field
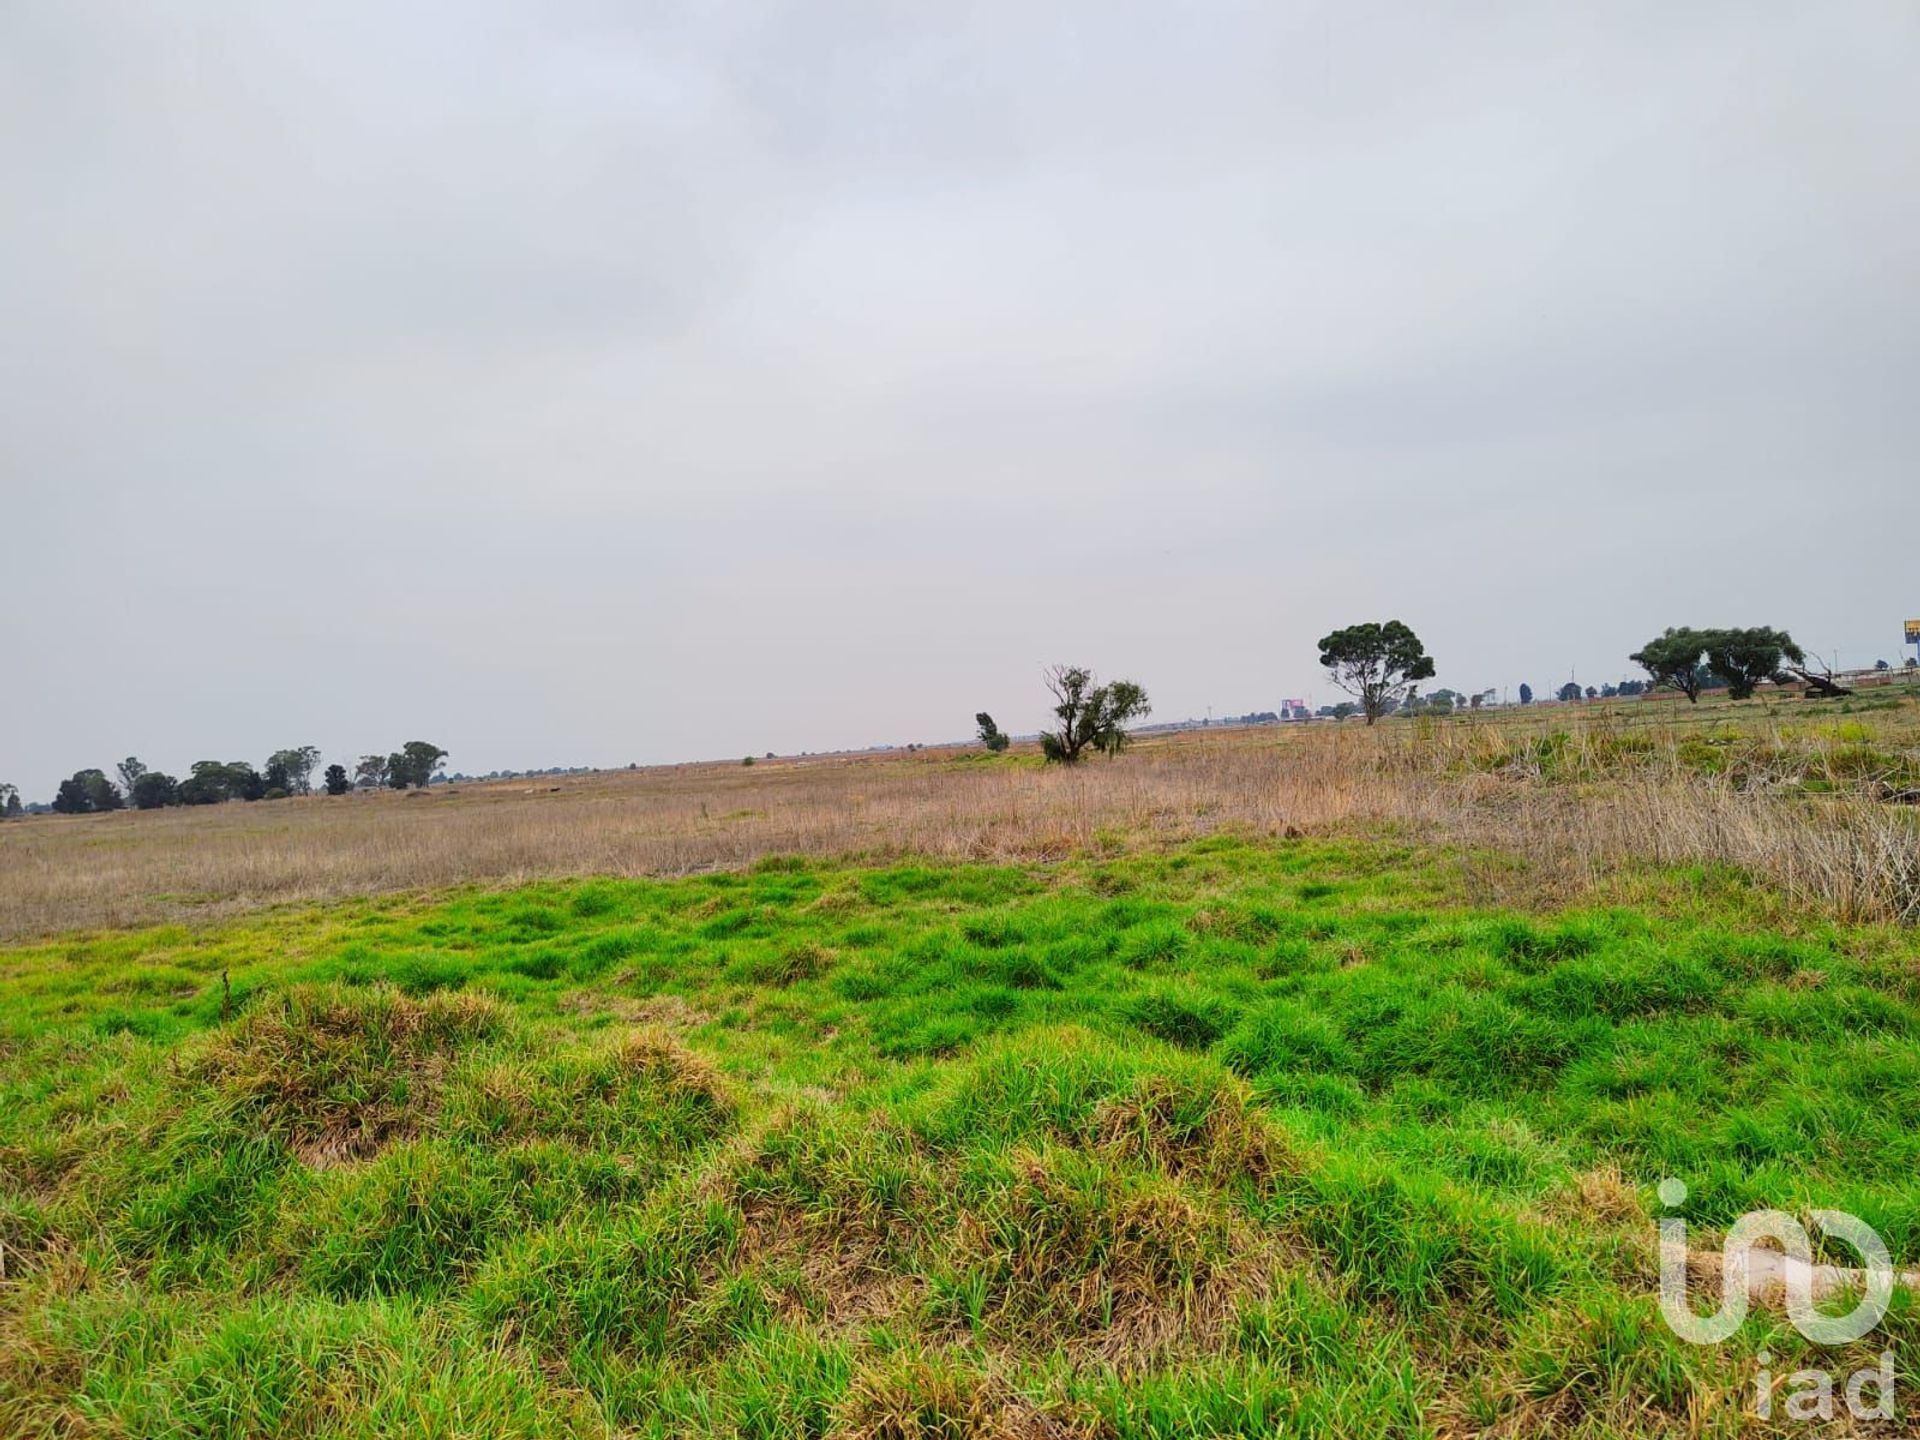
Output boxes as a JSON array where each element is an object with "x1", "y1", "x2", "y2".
[
  {"x1": 4, "y1": 693, "x2": 1920, "y2": 1436},
  {"x1": 5, "y1": 837, "x2": 1920, "y2": 1436},
  {"x1": 4, "y1": 689, "x2": 1919, "y2": 941}
]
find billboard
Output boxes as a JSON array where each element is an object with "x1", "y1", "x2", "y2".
[{"x1": 1907, "y1": 619, "x2": 1920, "y2": 643}]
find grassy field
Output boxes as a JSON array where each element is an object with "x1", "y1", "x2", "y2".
[
  {"x1": 4, "y1": 693, "x2": 1920, "y2": 1436},
  {"x1": 6, "y1": 832, "x2": 1920, "y2": 1436},
  {"x1": 4, "y1": 688, "x2": 1919, "y2": 940}
]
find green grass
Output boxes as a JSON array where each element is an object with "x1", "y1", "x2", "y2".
[{"x1": 3, "y1": 836, "x2": 1918, "y2": 1436}]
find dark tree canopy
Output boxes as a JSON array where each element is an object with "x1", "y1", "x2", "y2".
[
  {"x1": 323, "y1": 763, "x2": 352, "y2": 796},
  {"x1": 131, "y1": 772, "x2": 179, "y2": 809},
  {"x1": 1038, "y1": 666, "x2": 1151, "y2": 764},
  {"x1": 1557, "y1": 681, "x2": 1583, "y2": 703},
  {"x1": 1316, "y1": 621, "x2": 1436, "y2": 725},
  {"x1": 1518, "y1": 683, "x2": 1533, "y2": 705},
  {"x1": 975, "y1": 712, "x2": 1010, "y2": 753},
  {"x1": 53, "y1": 769, "x2": 122, "y2": 814},
  {"x1": 178, "y1": 760, "x2": 265, "y2": 805},
  {"x1": 0, "y1": 783, "x2": 20, "y2": 819}
]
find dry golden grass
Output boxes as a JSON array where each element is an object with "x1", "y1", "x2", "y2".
[{"x1": 3, "y1": 694, "x2": 1917, "y2": 939}]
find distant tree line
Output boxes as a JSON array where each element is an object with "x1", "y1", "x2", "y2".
[{"x1": 29, "y1": 741, "x2": 448, "y2": 815}]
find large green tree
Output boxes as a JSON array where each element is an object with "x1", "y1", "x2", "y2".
[
  {"x1": 388, "y1": 741, "x2": 449, "y2": 790},
  {"x1": 0, "y1": 783, "x2": 19, "y2": 818},
  {"x1": 178, "y1": 760, "x2": 265, "y2": 805},
  {"x1": 1704, "y1": 627, "x2": 1803, "y2": 700},
  {"x1": 266, "y1": 746, "x2": 322, "y2": 796},
  {"x1": 131, "y1": 772, "x2": 179, "y2": 809},
  {"x1": 52, "y1": 769, "x2": 122, "y2": 814},
  {"x1": 1316, "y1": 621, "x2": 1436, "y2": 724},
  {"x1": 1038, "y1": 667, "x2": 1151, "y2": 764},
  {"x1": 1629, "y1": 628, "x2": 1710, "y2": 702}
]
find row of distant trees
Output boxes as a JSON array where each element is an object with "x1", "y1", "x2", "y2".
[
  {"x1": 13, "y1": 742, "x2": 450, "y2": 816},
  {"x1": 1315, "y1": 620, "x2": 1889, "y2": 724}
]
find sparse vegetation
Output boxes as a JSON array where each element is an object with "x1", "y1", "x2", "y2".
[{"x1": 1038, "y1": 665, "x2": 1151, "y2": 764}]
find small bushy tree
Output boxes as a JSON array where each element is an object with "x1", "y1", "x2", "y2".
[
  {"x1": 323, "y1": 764, "x2": 351, "y2": 796},
  {"x1": 1038, "y1": 666, "x2": 1151, "y2": 764},
  {"x1": 1518, "y1": 683, "x2": 1533, "y2": 705},
  {"x1": 975, "y1": 712, "x2": 1010, "y2": 753},
  {"x1": 0, "y1": 783, "x2": 19, "y2": 818}
]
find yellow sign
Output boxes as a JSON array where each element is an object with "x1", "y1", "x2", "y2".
[{"x1": 1908, "y1": 619, "x2": 1920, "y2": 642}]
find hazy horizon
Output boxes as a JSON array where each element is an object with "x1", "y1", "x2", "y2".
[{"x1": 6, "y1": 3, "x2": 1918, "y2": 800}]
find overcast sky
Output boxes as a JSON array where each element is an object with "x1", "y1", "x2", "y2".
[{"x1": 4, "y1": 2, "x2": 1917, "y2": 795}]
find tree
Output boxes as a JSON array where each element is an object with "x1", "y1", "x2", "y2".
[
  {"x1": 131, "y1": 772, "x2": 179, "y2": 809},
  {"x1": 354, "y1": 755, "x2": 390, "y2": 791},
  {"x1": 1037, "y1": 666, "x2": 1152, "y2": 764},
  {"x1": 53, "y1": 769, "x2": 121, "y2": 814},
  {"x1": 177, "y1": 771, "x2": 223, "y2": 806},
  {"x1": 1518, "y1": 683, "x2": 1533, "y2": 705},
  {"x1": 1704, "y1": 627, "x2": 1803, "y2": 700},
  {"x1": 0, "y1": 783, "x2": 18, "y2": 819},
  {"x1": 975, "y1": 712, "x2": 1011, "y2": 753},
  {"x1": 1557, "y1": 681, "x2": 1583, "y2": 703},
  {"x1": 116, "y1": 757, "x2": 148, "y2": 797},
  {"x1": 1630, "y1": 628, "x2": 1710, "y2": 703},
  {"x1": 387, "y1": 741, "x2": 448, "y2": 790},
  {"x1": 323, "y1": 764, "x2": 351, "y2": 796},
  {"x1": 266, "y1": 746, "x2": 321, "y2": 796},
  {"x1": 178, "y1": 760, "x2": 264, "y2": 805},
  {"x1": 1316, "y1": 621, "x2": 1436, "y2": 725}
]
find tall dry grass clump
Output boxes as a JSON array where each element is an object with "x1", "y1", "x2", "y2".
[{"x1": 2, "y1": 702, "x2": 1916, "y2": 938}]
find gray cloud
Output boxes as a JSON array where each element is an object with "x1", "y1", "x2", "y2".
[{"x1": 4, "y1": 2, "x2": 1917, "y2": 794}]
